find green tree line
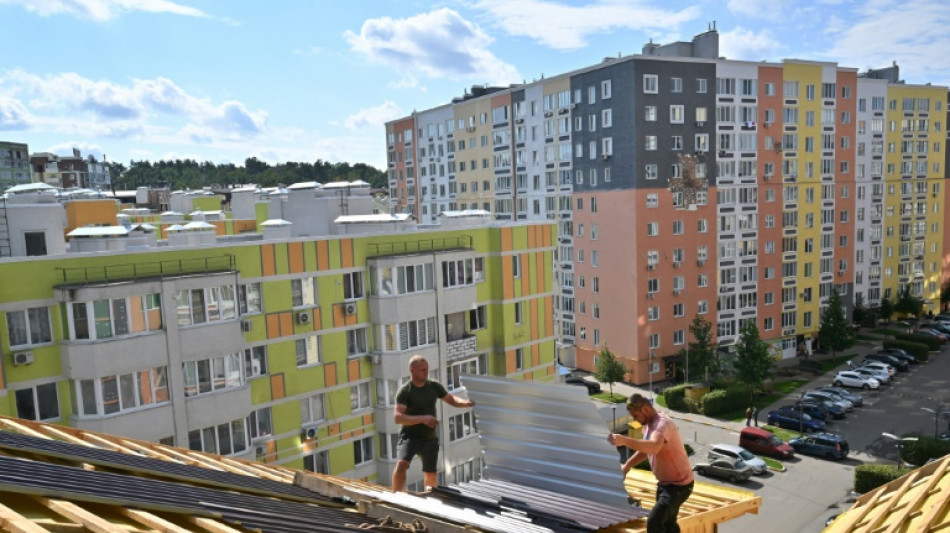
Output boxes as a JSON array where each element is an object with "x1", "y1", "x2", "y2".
[{"x1": 107, "y1": 157, "x2": 387, "y2": 191}]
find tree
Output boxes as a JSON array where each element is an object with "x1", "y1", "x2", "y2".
[
  {"x1": 818, "y1": 289, "x2": 854, "y2": 358},
  {"x1": 895, "y1": 285, "x2": 923, "y2": 318},
  {"x1": 593, "y1": 345, "x2": 626, "y2": 398},
  {"x1": 734, "y1": 321, "x2": 773, "y2": 401},
  {"x1": 686, "y1": 315, "x2": 718, "y2": 381},
  {"x1": 879, "y1": 298, "x2": 894, "y2": 323},
  {"x1": 852, "y1": 293, "x2": 867, "y2": 327},
  {"x1": 941, "y1": 280, "x2": 950, "y2": 313}
]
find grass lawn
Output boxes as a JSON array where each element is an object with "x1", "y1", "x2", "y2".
[
  {"x1": 719, "y1": 379, "x2": 810, "y2": 423},
  {"x1": 592, "y1": 392, "x2": 626, "y2": 403},
  {"x1": 763, "y1": 424, "x2": 805, "y2": 444}
]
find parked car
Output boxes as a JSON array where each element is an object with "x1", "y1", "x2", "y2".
[
  {"x1": 920, "y1": 323, "x2": 950, "y2": 337},
  {"x1": 693, "y1": 457, "x2": 755, "y2": 483},
  {"x1": 852, "y1": 366, "x2": 891, "y2": 385},
  {"x1": 798, "y1": 399, "x2": 846, "y2": 420},
  {"x1": 708, "y1": 443, "x2": 768, "y2": 475},
  {"x1": 803, "y1": 391, "x2": 853, "y2": 412},
  {"x1": 861, "y1": 360, "x2": 896, "y2": 377},
  {"x1": 564, "y1": 376, "x2": 601, "y2": 394},
  {"x1": 864, "y1": 353, "x2": 909, "y2": 372},
  {"x1": 876, "y1": 347, "x2": 919, "y2": 365},
  {"x1": 916, "y1": 328, "x2": 948, "y2": 344},
  {"x1": 788, "y1": 433, "x2": 850, "y2": 460},
  {"x1": 832, "y1": 371, "x2": 880, "y2": 390},
  {"x1": 814, "y1": 386, "x2": 865, "y2": 407},
  {"x1": 739, "y1": 427, "x2": 795, "y2": 459},
  {"x1": 767, "y1": 409, "x2": 826, "y2": 433},
  {"x1": 786, "y1": 402, "x2": 830, "y2": 421}
]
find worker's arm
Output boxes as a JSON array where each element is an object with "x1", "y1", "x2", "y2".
[
  {"x1": 440, "y1": 393, "x2": 474, "y2": 409},
  {"x1": 608, "y1": 429, "x2": 665, "y2": 456},
  {"x1": 393, "y1": 403, "x2": 438, "y2": 428},
  {"x1": 621, "y1": 451, "x2": 649, "y2": 474}
]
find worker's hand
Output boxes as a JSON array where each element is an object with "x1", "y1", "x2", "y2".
[
  {"x1": 607, "y1": 433, "x2": 621, "y2": 446},
  {"x1": 622, "y1": 461, "x2": 633, "y2": 475},
  {"x1": 422, "y1": 415, "x2": 439, "y2": 428}
]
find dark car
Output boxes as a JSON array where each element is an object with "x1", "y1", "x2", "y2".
[
  {"x1": 921, "y1": 323, "x2": 950, "y2": 338},
  {"x1": 564, "y1": 376, "x2": 601, "y2": 394},
  {"x1": 814, "y1": 386, "x2": 864, "y2": 407},
  {"x1": 876, "y1": 347, "x2": 918, "y2": 365},
  {"x1": 864, "y1": 352, "x2": 909, "y2": 372},
  {"x1": 784, "y1": 403, "x2": 829, "y2": 421},
  {"x1": 788, "y1": 433, "x2": 850, "y2": 460},
  {"x1": 767, "y1": 409, "x2": 826, "y2": 433},
  {"x1": 797, "y1": 399, "x2": 846, "y2": 420}
]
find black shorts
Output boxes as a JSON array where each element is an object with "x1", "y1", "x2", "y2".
[{"x1": 397, "y1": 436, "x2": 440, "y2": 472}]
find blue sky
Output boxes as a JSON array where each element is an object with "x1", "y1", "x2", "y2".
[{"x1": 0, "y1": 0, "x2": 947, "y2": 171}]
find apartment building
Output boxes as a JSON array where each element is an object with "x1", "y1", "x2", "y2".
[
  {"x1": 386, "y1": 29, "x2": 949, "y2": 385},
  {"x1": 0, "y1": 141, "x2": 30, "y2": 190},
  {"x1": 0, "y1": 189, "x2": 556, "y2": 490}
]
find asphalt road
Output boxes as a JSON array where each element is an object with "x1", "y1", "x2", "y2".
[{"x1": 592, "y1": 345, "x2": 950, "y2": 533}]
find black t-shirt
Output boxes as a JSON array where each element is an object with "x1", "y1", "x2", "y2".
[{"x1": 395, "y1": 379, "x2": 447, "y2": 441}]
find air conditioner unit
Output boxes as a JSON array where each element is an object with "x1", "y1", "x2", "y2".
[
  {"x1": 673, "y1": 262, "x2": 681, "y2": 269},
  {"x1": 296, "y1": 311, "x2": 312, "y2": 325},
  {"x1": 647, "y1": 264, "x2": 655, "y2": 270},
  {"x1": 242, "y1": 319, "x2": 253, "y2": 332},
  {"x1": 838, "y1": 270, "x2": 846, "y2": 276},
  {"x1": 344, "y1": 302, "x2": 357, "y2": 316},
  {"x1": 570, "y1": 103, "x2": 577, "y2": 110},
  {"x1": 12, "y1": 351, "x2": 33, "y2": 366},
  {"x1": 601, "y1": 153, "x2": 611, "y2": 160},
  {"x1": 696, "y1": 121, "x2": 705, "y2": 127},
  {"x1": 301, "y1": 424, "x2": 319, "y2": 440},
  {"x1": 515, "y1": 118, "x2": 524, "y2": 124},
  {"x1": 697, "y1": 260, "x2": 705, "y2": 267},
  {"x1": 673, "y1": 290, "x2": 682, "y2": 296},
  {"x1": 647, "y1": 293, "x2": 655, "y2": 300}
]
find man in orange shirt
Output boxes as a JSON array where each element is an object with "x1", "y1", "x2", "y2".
[{"x1": 608, "y1": 393, "x2": 693, "y2": 533}]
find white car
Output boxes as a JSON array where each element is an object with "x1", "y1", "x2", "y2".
[
  {"x1": 833, "y1": 371, "x2": 880, "y2": 390},
  {"x1": 861, "y1": 361, "x2": 895, "y2": 377},
  {"x1": 707, "y1": 443, "x2": 768, "y2": 475},
  {"x1": 853, "y1": 366, "x2": 891, "y2": 384}
]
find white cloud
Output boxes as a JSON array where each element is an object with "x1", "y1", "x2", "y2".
[
  {"x1": 472, "y1": 0, "x2": 701, "y2": 50},
  {"x1": 44, "y1": 141, "x2": 106, "y2": 159},
  {"x1": 720, "y1": 27, "x2": 783, "y2": 61},
  {"x1": 0, "y1": 97, "x2": 31, "y2": 129},
  {"x1": 0, "y1": 0, "x2": 209, "y2": 20},
  {"x1": 344, "y1": 101, "x2": 404, "y2": 131},
  {"x1": 344, "y1": 8, "x2": 520, "y2": 84},
  {"x1": 726, "y1": 0, "x2": 792, "y2": 20},
  {"x1": 1, "y1": 69, "x2": 267, "y2": 138},
  {"x1": 822, "y1": 0, "x2": 950, "y2": 85}
]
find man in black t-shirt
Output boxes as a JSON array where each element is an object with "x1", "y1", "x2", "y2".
[{"x1": 392, "y1": 355, "x2": 474, "y2": 492}]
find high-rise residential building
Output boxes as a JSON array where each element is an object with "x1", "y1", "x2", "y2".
[
  {"x1": 0, "y1": 187, "x2": 555, "y2": 490},
  {"x1": 0, "y1": 141, "x2": 30, "y2": 189},
  {"x1": 385, "y1": 29, "x2": 949, "y2": 385},
  {"x1": 30, "y1": 148, "x2": 112, "y2": 190}
]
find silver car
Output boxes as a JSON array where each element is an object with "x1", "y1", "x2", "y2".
[
  {"x1": 803, "y1": 391, "x2": 852, "y2": 412},
  {"x1": 707, "y1": 443, "x2": 768, "y2": 475}
]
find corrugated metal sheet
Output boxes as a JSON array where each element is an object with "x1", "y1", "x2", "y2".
[{"x1": 461, "y1": 374, "x2": 632, "y2": 508}]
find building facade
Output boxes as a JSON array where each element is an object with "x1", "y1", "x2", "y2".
[
  {"x1": 386, "y1": 30, "x2": 950, "y2": 385},
  {"x1": 0, "y1": 207, "x2": 555, "y2": 489},
  {"x1": 0, "y1": 141, "x2": 30, "y2": 190}
]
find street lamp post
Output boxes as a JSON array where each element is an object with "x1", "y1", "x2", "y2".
[
  {"x1": 799, "y1": 391, "x2": 806, "y2": 436},
  {"x1": 648, "y1": 351, "x2": 655, "y2": 400},
  {"x1": 611, "y1": 404, "x2": 618, "y2": 433},
  {"x1": 882, "y1": 433, "x2": 918, "y2": 469},
  {"x1": 921, "y1": 406, "x2": 948, "y2": 439}
]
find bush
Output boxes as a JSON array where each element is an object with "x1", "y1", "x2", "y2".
[
  {"x1": 883, "y1": 339, "x2": 930, "y2": 361},
  {"x1": 894, "y1": 333, "x2": 940, "y2": 351},
  {"x1": 902, "y1": 435, "x2": 950, "y2": 466},
  {"x1": 682, "y1": 397, "x2": 702, "y2": 414},
  {"x1": 854, "y1": 464, "x2": 909, "y2": 493},
  {"x1": 701, "y1": 386, "x2": 749, "y2": 417},
  {"x1": 663, "y1": 384, "x2": 690, "y2": 412}
]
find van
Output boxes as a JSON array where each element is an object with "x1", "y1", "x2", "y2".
[{"x1": 739, "y1": 427, "x2": 795, "y2": 459}]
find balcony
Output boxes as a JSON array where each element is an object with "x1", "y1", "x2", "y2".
[
  {"x1": 57, "y1": 255, "x2": 236, "y2": 285},
  {"x1": 366, "y1": 236, "x2": 473, "y2": 259},
  {"x1": 446, "y1": 335, "x2": 477, "y2": 361}
]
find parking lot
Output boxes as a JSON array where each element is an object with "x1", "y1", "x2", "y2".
[{"x1": 592, "y1": 339, "x2": 950, "y2": 532}]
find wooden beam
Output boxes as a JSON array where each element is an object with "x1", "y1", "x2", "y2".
[
  {"x1": 116, "y1": 440, "x2": 184, "y2": 464},
  {"x1": 0, "y1": 418, "x2": 51, "y2": 440},
  {"x1": 118, "y1": 508, "x2": 197, "y2": 533},
  {"x1": 35, "y1": 498, "x2": 126, "y2": 533},
  {"x1": 0, "y1": 501, "x2": 54, "y2": 533},
  {"x1": 182, "y1": 516, "x2": 248, "y2": 533}
]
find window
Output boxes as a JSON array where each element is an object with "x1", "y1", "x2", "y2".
[
  {"x1": 645, "y1": 164, "x2": 658, "y2": 180},
  {"x1": 446, "y1": 355, "x2": 486, "y2": 390},
  {"x1": 647, "y1": 222, "x2": 659, "y2": 236},
  {"x1": 176, "y1": 285, "x2": 238, "y2": 326},
  {"x1": 670, "y1": 105, "x2": 684, "y2": 123},
  {"x1": 239, "y1": 283, "x2": 262, "y2": 314},
  {"x1": 449, "y1": 412, "x2": 478, "y2": 441},
  {"x1": 644, "y1": 74, "x2": 658, "y2": 93},
  {"x1": 671, "y1": 77, "x2": 682, "y2": 93},
  {"x1": 697, "y1": 78, "x2": 708, "y2": 93},
  {"x1": 350, "y1": 381, "x2": 371, "y2": 411},
  {"x1": 645, "y1": 136, "x2": 657, "y2": 151},
  {"x1": 249, "y1": 407, "x2": 272, "y2": 441},
  {"x1": 515, "y1": 348, "x2": 524, "y2": 370},
  {"x1": 353, "y1": 436, "x2": 374, "y2": 465},
  {"x1": 183, "y1": 354, "x2": 242, "y2": 397},
  {"x1": 515, "y1": 302, "x2": 523, "y2": 324},
  {"x1": 244, "y1": 346, "x2": 267, "y2": 378},
  {"x1": 188, "y1": 418, "x2": 247, "y2": 456},
  {"x1": 376, "y1": 263, "x2": 434, "y2": 296},
  {"x1": 645, "y1": 106, "x2": 657, "y2": 121},
  {"x1": 302, "y1": 392, "x2": 325, "y2": 423},
  {"x1": 343, "y1": 272, "x2": 364, "y2": 299},
  {"x1": 591, "y1": 251, "x2": 599, "y2": 267},
  {"x1": 347, "y1": 327, "x2": 368, "y2": 356},
  {"x1": 15, "y1": 383, "x2": 59, "y2": 421},
  {"x1": 512, "y1": 255, "x2": 521, "y2": 278},
  {"x1": 601, "y1": 79, "x2": 612, "y2": 99},
  {"x1": 24, "y1": 231, "x2": 47, "y2": 256},
  {"x1": 304, "y1": 450, "x2": 330, "y2": 474},
  {"x1": 296, "y1": 335, "x2": 321, "y2": 366},
  {"x1": 76, "y1": 367, "x2": 170, "y2": 417},
  {"x1": 7, "y1": 306, "x2": 52, "y2": 347},
  {"x1": 383, "y1": 317, "x2": 437, "y2": 351},
  {"x1": 649, "y1": 333, "x2": 659, "y2": 349},
  {"x1": 291, "y1": 277, "x2": 318, "y2": 307},
  {"x1": 442, "y1": 258, "x2": 478, "y2": 287},
  {"x1": 673, "y1": 221, "x2": 684, "y2": 235}
]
